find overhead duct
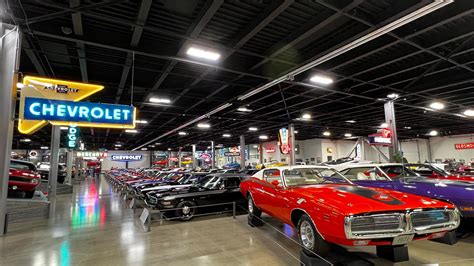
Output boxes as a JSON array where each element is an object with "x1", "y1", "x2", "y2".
[
  {"x1": 132, "y1": 0, "x2": 452, "y2": 150},
  {"x1": 237, "y1": 0, "x2": 453, "y2": 101}
]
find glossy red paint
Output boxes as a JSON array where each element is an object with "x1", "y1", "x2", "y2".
[
  {"x1": 9, "y1": 168, "x2": 41, "y2": 192},
  {"x1": 241, "y1": 169, "x2": 457, "y2": 248}
]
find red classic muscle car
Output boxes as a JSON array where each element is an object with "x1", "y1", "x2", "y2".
[
  {"x1": 9, "y1": 159, "x2": 41, "y2": 198},
  {"x1": 240, "y1": 166, "x2": 460, "y2": 255}
]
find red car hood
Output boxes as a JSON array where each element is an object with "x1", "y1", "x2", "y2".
[{"x1": 290, "y1": 184, "x2": 453, "y2": 216}]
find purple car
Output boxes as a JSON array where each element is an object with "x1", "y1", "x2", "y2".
[{"x1": 338, "y1": 164, "x2": 474, "y2": 218}]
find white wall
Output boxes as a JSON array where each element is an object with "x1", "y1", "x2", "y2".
[
  {"x1": 101, "y1": 150, "x2": 151, "y2": 170},
  {"x1": 430, "y1": 134, "x2": 474, "y2": 162}
]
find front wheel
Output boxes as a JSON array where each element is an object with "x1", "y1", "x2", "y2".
[
  {"x1": 297, "y1": 214, "x2": 331, "y2": 256},
  {"x1": 248, "y1": 194, "x2": 262, "y2": 217},
  {"x1": 175, "y1": 201, "x2": 196, "y2": 221}
]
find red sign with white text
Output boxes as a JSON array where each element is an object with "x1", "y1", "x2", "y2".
[{"x1": 455, "y1": 142, "x2": 474, "y2": 150}]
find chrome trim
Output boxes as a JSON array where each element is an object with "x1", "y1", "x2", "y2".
[{"x1": 345, "y1": 208, "x2": 460, "y2": 240}]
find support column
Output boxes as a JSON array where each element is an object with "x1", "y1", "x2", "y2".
[
  {"x1": 178, "y1": 147, "x2": 182, "y2": 168},
  {"x1": 384, "y1": 101, "x2": 400, "y2": 162},
  {"x1": 48, "y1": 126, "x2": 61, "y2": 202},
  {"x1": 192, "y1": 144, "x2": 197, "y2": 169},
  {"x1": 259, "y1": 143, "x2": 263, "y2": 164},
  {"x1": 239, "y1": 135, "x2": 245, "y2": 171},
  {"x1": 427, "y1": 138, "x2": 433, "y2": 162},
  {"x1": 289, "y1": 124, "x2": 296, "y2": 166},
  {"x1": 65, "y1": 151, "x2": 73, "y2": 184},
  {"x1": 0, "y1": 24, "x2": 20, "y2": 235},
  {"x1": 211, "y1": 141, "x2": 215, "y2": 169}
]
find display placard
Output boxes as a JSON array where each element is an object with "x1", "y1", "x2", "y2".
[{"x1": 140, "y1": 208, "x2": 150, "y2": 224}]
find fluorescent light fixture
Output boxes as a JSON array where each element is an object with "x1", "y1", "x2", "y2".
[
  {"x1": 259, "y1": 135, "x2": 268, "y2": 140},
  {"x1": 344, "y1": 133, "x2": 352, "y2": 137},
  {"x1": 404, "y1": 126, "x2": 412, "y2": 129},
  {"x1": 178, "y1": 131, "x2": 187, "y2": 136},
  {"x1": 16, "y1": 82, "x2": 25, "y2": 89},
  {"x1": 197, "y1": 123, "x2": 211, "y2": 128},
  {"x1": 20, "y1": 139, "x2": 31, "y2": 142},
  {"x1": 429, "y1": 102, "x2": 445, "y2": 110},
  {"x1": 149, "y1": 97, "x2": 171, "y2": 104},
  {"x1": 428, "y1": 130, "x2": 438, "y2": 136},
  {"x1": 237, "y1": 107, "x2": 252, "y2": 112},
  {"x1": 40, "y1": 146, "x2": 49, "y2": 150},
  {"x1": 345, "y1": 120, "x2": 356, "y2": 123},
  {"x1": 186, "y1": 47, "x2": 220, "y2": 61},
  {"x1": 167, "y1": 148, "x2": 171, "y2": 151},
  {"x1": 253, "y1": 145, "x2": 258, "y2": 148},
  {"x1": 125, "y1": 129, "x2": 138, "y2": 133},
  {"x1": 141, "y1": 148, "x2": 148, "y2": 151},
  {"x1": 323, "y1": 131, "x2": 331, "y2": 136},
  {"x1": 380, "y1": 123, "x2": 388, "y2": 128},
  {"x1": 60, "y1": 126, "x2": 68, "y2": 130},
  {"x1": 301, "y1": 113, "x2": 311, "y2": 120},
  {"x1": 148, "y1": 145, "x2": 155, "y2": 148},
  {"x1": 136, "y1": 120, "x2": 148, "y2": 124},
  {"x1": 463, "y1": 109, "x2": 474, "y2": 117},
  {"x1": 207, "y1": 146, "x2": 211, "y2": 149},
  {"x1": 387, "y1": 93, "x2": 399, "y2": 99},
  {"x1": 294, "y1": 130, "x2": 298, "y2": 134},
  {"x1": 249, "y1": 127, "x2": 258, "y2": 131},
  {"x1": 155, "y1": 143, "x2": 162, "y2": 145},
  {"x1": 222, "y1": 133, "x2": 231, "y2": 137},
  {"x1": 310, "y1": 75, "x2": 333, "y2": 85},
  {"x1": 114, "y1": 144, "x2": 122, "y2": 147}
]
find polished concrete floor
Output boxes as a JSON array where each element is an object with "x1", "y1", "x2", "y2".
[{"x1": 0, "y1": 176, "x2": 473, "y2": 265}]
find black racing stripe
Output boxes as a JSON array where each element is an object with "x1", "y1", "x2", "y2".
[{"x1": 336, "y1": 186, "x2": 404, "y2": 205}]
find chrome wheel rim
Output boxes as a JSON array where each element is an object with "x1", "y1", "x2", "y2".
[
  {"x1": 300, "y1": 220, "x2": 315, "y2": 249},
  {"x1": 182, "y1": 205, "x2": 191, "y2": 215},
  {"x1": 248, "y1": 197, "x2": 254, "y2": 213}
]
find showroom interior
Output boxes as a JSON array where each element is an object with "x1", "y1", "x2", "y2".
[{"x1": 0, "y1": 0, "x2": 474, "y2": 265}]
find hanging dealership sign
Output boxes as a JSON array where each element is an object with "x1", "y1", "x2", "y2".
[
  {"x1": 265, "y1": 144, "x2": 276, "y2": 153},
  {"x1": 229, "y1": 147, "x2": 239, "y2": 153},
  {"x1": 111, "y1": 154, "x2": 143, "y2": 162},
  {"x1": 278, "y1": 128, "x2": 290, "y2": 154},
  {"x1": 368, "y1": 128, "x2": 392, "y2": 146},
  {"x1": 18, "y1": 76, "x2": 136, "y2": 134},
  {"x1": 455, "y1": 142, "x2": 474, "y2": 150},
  {"x1": 67, "y1": 126, "x2": 79, "y2": 149},
  {"x1": 224, "y1": 152, "x2": 240, "y2": 157},
  {"x1": 77, "y1": 151, "x2": 108, "y2": 158}
]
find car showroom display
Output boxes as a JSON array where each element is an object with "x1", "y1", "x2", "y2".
[
  {"x1": 240, "y1": 166, "x2": 460, "y2": 255},
  {"x1": 406, "y1": 163, "x2": 474, "y2": 182},
  {"x1": 8, "y1": 159, "x2": 41, "y2": 198},
  {"x1": 37, "y1": 162, "x2": 67, "y2": 183}
]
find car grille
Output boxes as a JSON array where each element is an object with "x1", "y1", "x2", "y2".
[
  {"x1": 9, "y1": 176, "x2": 32, "y2": 183},
  {"x1": 411, "y1": 210, "x2": 451, "y2": 228},
  {"x1": 350, "y1": 214, "x2": 403, "y2": 234}
]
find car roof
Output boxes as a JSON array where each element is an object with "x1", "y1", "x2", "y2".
[
  {"x1": 339, "y1": 163, "x2": 403, "y2": 168},
  {"x1": 264, "y1": 165, "x2": 333, "y2": 171},
  {"x1": 205, "y1": 173, "x2": 249, "y2": 179}
]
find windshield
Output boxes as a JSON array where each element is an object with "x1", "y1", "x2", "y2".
[
  {"x1": 38, "y1": 164, "x2": 50, "y2": 170},
  {"x1": 282, "y1": 168, "x2": 349, "y2": 186},
  {"x1": 197, "y1": 175, "x2": 223, "y2": 189},
  {"x1": 10, "y1": 161, "x2": 35, "y2": 171},
  {"x1": 379, "y1": 165, "x2": 417, "y2": 179}
]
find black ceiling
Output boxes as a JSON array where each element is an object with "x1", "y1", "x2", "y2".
[{"x1": 4, "y1": 0, "x2": 474, "y2": 151}]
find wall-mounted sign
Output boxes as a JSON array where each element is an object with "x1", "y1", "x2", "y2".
[
  {"x1": 67, "y1": 126, "x2": 79, "y2": 149},
  {"x1": 28, "y1": 151, "x2": 38, "y2": 158},
  {"x1": 455, "y1": 142, "x2": 474, "y2": 150},
  {"x1": 229, "y1": 147, "x2": 239, "y2": 153},
  {"x1": 111, "y1": 155, "x2": 143, "y2": 162},
  {"x1": 279, "y1": 128, "x2": 290, "y2": 154},
  {"x1": 224, "y1": 152, "x2": 240, "y2": 157},
  {"x1": 355, "y1": 143, "x2": 361, "y2": 159},
  {"x1": 368, "y1": 128, "x2": 392, "y2": 146},
  {"x1": 18, "y1": 76, "x2": 136, "y2": 134},
  {"x1": 326, "y1": 147, "x2": 333, "y2": 154},
  {"x1": 265, "y1": 144, "x2": 275, "y2": 153},
  {"x1": 77, "y1": 151, "x2": 108, "y2": 158},
  {"x1": 168, "y1": 157, "x2": 179, "y2": 162}
]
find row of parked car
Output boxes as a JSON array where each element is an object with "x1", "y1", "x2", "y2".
[{"x1": 106, "y1": 163, "x2": 473, "y2": 257}]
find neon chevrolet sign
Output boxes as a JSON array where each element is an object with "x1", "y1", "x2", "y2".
[
  {"x1": 111, "y1": 155, "x2": 143, "y2": 162},
  {"x1": 24, "y1": 98, "x2": 134, "y2": 125}
]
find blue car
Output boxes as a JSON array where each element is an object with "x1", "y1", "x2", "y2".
[{"x1": 338, "y1": 164, "x2": 474, "y2": 218}]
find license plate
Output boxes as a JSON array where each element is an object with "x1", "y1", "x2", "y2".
[{"x1": 392, "y1": 234, "x2": 414, "y2": 245}]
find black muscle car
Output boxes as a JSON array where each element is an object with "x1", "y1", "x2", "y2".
[{"x1": 145, "y1": 173, "x2": 248, "y2": 220}]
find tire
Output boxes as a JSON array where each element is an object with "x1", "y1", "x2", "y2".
[
  {"x1": 247, "y1": 194, "x2": 262, "y2": 217},
  {"x1": 24, "y1": 191, "x2": 35, "y2": 199},
  {"x1": 175, "y1": 201, "x2": 197, "y2": 221},
  {"x1": 297, "y1": 214, "x2": 331, "y2": 256}
]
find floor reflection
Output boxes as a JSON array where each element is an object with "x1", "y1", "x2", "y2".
[{"x1": 71, "y1": 180, "x2": 106, "y2": 229}]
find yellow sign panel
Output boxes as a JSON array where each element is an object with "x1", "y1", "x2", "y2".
[{"x1": 18, "y1": 76, "x2": 136, "y2": 134}]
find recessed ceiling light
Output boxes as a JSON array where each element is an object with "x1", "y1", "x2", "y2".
[
  {"x1": 310, "y1": 75, "x2": 333, "y2": 85},
  {"x1": 186, "y1": 47, "x2": 220, "y2": 61},
  {"x1": 259, "y1": 135, "x2": 268, "y2": 140},
  {"x1": 149, "y1": 97, "x2": 171, "y2": 104},
  {"x1": 135, "y1": 120, "x2": 148, "y2": 124},
  {"x1": 249, "y1": 127, "x2": 258, "y2": 131},
  {"x1": 380, "y1": 123, "x2": 388, "y2": 128},
  {"x1": 197, "y1": 123, "x2": 211, "y2": 128},
  {"x1": 40, "y1": 146, "x2": 49, "y2": 150},
  {"x1": 387, "y1": 93, "x2": 399, "y2": 99},
  {"x1": 114, "y1": 144, "x2": 122, "y2": 147},
  {"x1": 345, "y1": 120, "x2": 356, "y2": 123},
  {"x1": 404, "y1": 126, "x2": 412, "y2": 129},
  {"x1": 294, "y1": 130, "x2": 298, "y2": 134},
  {"x1": 148, "y1": 145, "x2": 155, "y2": 148},
  {"x1": 429, "y1": 102, "x2": 445, "y2": 110},
  {"x1": 253, "y1": 145, "x2": 258, "y2": 148},
  {"x1": 428, "y1": 130, "x2": 438, "y2": 136},
  {"x1": 344, "y1": 133, "x2": 352, "y2": 137},
  {"x1": 155, "y1": 143, "x2": 162, "y2": 145},
  {"x1": 323, "y1": 131, "x2": 331, "y2": 136},
  {"x1": 237, "y1": 107, "x2": 252, "y2": 112},
  {"x1": 178, "y1": 131, "x2": 187, "y2": 136},
  {"x1": 141, "y1": 148, "x2": 148, "y2": 151},
  {"x1": 60, "y1": 126, "x2": 68, "y2": 130},
  {"x1": 167, "y1": 148, "x2": 171, "y2": 151},
  {"x1": 222, "y1": 133, "x2": 231, "y2": 137},
  {"x1": 301, "y1": 113, "x2": 311, "y2": 120},
  {"x1": 20, "y1": 138, "x2": 31, "y2": 142},
  {"x1": 125, "y1": 129, "x2": 138, "y2": 133},
  {"x1": 463, "y1": 109, "x2": 474, "y2": 117}
]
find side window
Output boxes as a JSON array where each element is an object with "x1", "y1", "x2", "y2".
[
  {"x1": 263, "y1": 169, "x2": 282, "y2": 184},
  {"x1": 224, "y1": 178, "x2": 241, "y2": 188}
]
